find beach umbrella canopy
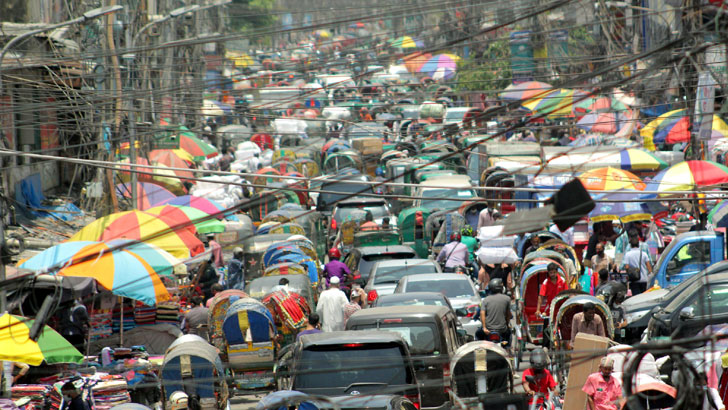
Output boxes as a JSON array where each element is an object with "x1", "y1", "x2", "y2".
[
  {"x1": 499, "y1": 81, "x2": 554, "y2": 101},
  {"x1": 577, "y1": 112, "x2": 628, "y2": 134},
  {"x1": 644, "y1": 160, "x2": 728, "y2": 193},
  {"x1": 68, "y1": 211, "x2": 204, "y2": 259},
  {"x1": 19, "y1": 241, "x2": 172, "y2": 305},
  {"x1": 390, "y1": 36, "x2": 423, "y2": 49},
  {"x1": 178, "y1": 133, "x2": 218, "y2": 161},
  {"x1": 155, "y1": 195, "x2": 237, "y2": 221},
  {"x1": 640, "y1": 109, "x2": 728, "y2": 149},
  {"x1": 708, "y1": 200, "x2": 728, "y2": 228},
  {"x1": 146, "y1": 205, "x2": 226, "y2": 235},
  {"x1": 590, "y1": 192, "x2": 652, "y2": 223},
  {"x1": 522, "y1": 89, "x2": 587, "y2": 117},
  {"x1": 313, "y1": 30, "x2": 331, "y2": 38},
  {"x1": 148, "y1": 149, "x2": 195, "y2": 182},
  {"x1": 579, "y1": 167, "x2": 645, "y2": 191},
  {"x1": 418, "y1": 54, "x2": 460, "y2": 76},
  {"x1": 0, "y1": 314, "x2": 84, "y2": 366},
  {"x1": 574, "y1": 95, "x2": 628, "y2": 115},
  {"x1": 403, "y1": 52, "x2": 432, "y2": 73},
  {"x1": 617, "y1": 148, "x2": 668, "y2": 170},
  {"x1": 116, "y1": 157, "x2": 153, "y2": 180},
  {"x1": 115, "y1": 182, "x2": 175, "y2": 210}
]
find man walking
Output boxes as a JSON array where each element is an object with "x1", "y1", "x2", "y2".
[
  {"x1": 624, "y1": 232, "x2": 652, "y2": 295},
  {"x1": 316, "y1": 276, "x2": 349, "y2": 331}
]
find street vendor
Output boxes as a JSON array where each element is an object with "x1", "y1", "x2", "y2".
[{"x1": 61, "y1": 381, "x2": 90, "y2": 410}]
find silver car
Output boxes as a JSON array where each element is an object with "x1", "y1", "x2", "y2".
[
  {"x1": 394, "y1": 273, "x2": 483, "y2": 336},
  {"x1": 365, "y1": 259, "x2": 441, "y2": 301}
]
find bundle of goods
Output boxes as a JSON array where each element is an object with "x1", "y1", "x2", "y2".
[
  {"x1": 91, "y1": 379, "x2": 131, "y2": 410},
  {"x1": 134, "y1": 302, "x2": 157, "y2": 325},
  {"x1": 88, "y1": 309, "x2": 112, "y2": 340},
  {"x1": 112, "y1": 305, "x2": 136, "y2": 333},
  {"x1": 11, "y1": 385, "x2": 50, "y2": 410},
  {"x1": 156, "y1": 303, "x2": 180, "y2": 324},
  {"x1": 262, "y1": 290, "x2": 310, "y2": 333}
]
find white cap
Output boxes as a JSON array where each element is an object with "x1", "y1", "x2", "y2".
[
  {"x1": 233, "y1": 247, "x2": 243, "y2": 254},
  {"x1": 330, "y1": 276, "x2": 340, "y2": 285}
]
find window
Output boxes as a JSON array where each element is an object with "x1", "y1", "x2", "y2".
[
  {"x1": 667, "y1": 241, "x2": 712, "y2": 276},
  {"x1": 406, "y1": 280, "x2": 476, "y2": 299},
  {"x1": 373, "y1": 264, "x2": 439, "y2": 285},
  {"x1": 352, "y1": 324, "x2": 439, "y2": 354},
  {"x1": 686, "y1": 284, "x2": 728, "y2": 317}
]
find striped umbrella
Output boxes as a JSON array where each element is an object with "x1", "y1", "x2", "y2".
[
  {"x1": 579, "y1": 167, "x2": 645, "y2": 191},
  {"x1": 390, "y1": 36, "x2": 424, "y2": 48},
  {"x1": 590, "y1": 192, "x2": 651, "y2": 223},
  {"x1": 644, "y1": 160, "x2": 728, "y2": 193},
  {"x1": 0, "y1": 314, "x2": 84, "y2": 366},
  {"x1": 499, "y1": 81, "x2": 554, "y2": 101},
  {"x1": 115, "y1": 182, "x2": 175, "y2": 210},
  {"x1": 145, "y1": 205, "x2": 226, "y2": 235}
]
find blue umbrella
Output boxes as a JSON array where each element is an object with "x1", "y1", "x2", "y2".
[{"x1": 590, "y1": 191, "x2": 652, "y2": 223}]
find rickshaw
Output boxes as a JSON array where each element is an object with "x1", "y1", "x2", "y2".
[
  {"x1": 265, "y1": 252, "x2": 319, "y2": 284},
  {"x1": 458, "y1": 200, "x2": 488, "y2": 230},
  {"x1": 426, "y1": 211, "x2": 467, "y2": 257},
  {"x1": 246, "y1": 274, "x2": 316, "y2": 308},
  {"x1": 548, "y1": 294, "x2": 614, "y2": 390},
  {"x1": 262, "y1": 288, "x2": 311, "y2": 346},
  {"x1": 272, "y1": 149, "x2": 297, "y2": 163},
  {"x1": 262, "y1": 244, "x2": 307, "y2": 267},
  {"x1": 248, "y1": 191, "x2": 293, "y2": 222},
  {"x1": 321, "y1": 139, "x2": 351, "y2": 155},
  {"x1": 331, "y1": 209, "x2": 368, "y2": 253},
  {"x1": 208, "y1": 290, "x2": 249, "y2": 355},
  {"x1": 251, "y1": 133, "x2": 274, "y2": 150},
  {"x1": 520, "y1": 249, "x2": 575, "y2": 285},
  {"x1": 538, "y1": 239, "x2": 581, "y2": 274},
  {"x1": 515, "y1": 231, "x2": 563, "y2": 259},
  {"x1": 252, "y1": 167, "x2": 282, "y2": 187},
  {"x1": 398, "y1": 207, "x2": 431, "y2": 258},
  {"x1": 262, "y1": 210, "x2": 326, "y2": 258},
  {"x1": 161, "y1": 335, "x2": 229, "y2": 410},
  {"x1": 270, "y1": 160, "x2": 299, "y2": 175},
  {"x1": 262, "y1": 238, "x2": 319, "y2": 265},
  {"x1": 244, "y1": 234, "x2": 294, "y2": 280},
  {"x1": 222, "y1": 298, "x2": 277, "y2": 389},
  {"x1": 515, "y1": 262, "x2": 569, "y2": 354},
  {"x1": 263, "y1": 262, "x2": 308, "y2": 277},
  {"x1": 294, "y1": 158, "x2": 320, "y2": 177},
  {"x1": 352, "y1": 229, "x2": 402, "y2": 248},
  {"x1": 449, "y1": 341, "x2": 514, "y2": 410},
  {"x1": 267, "y1": 223, "x2": 307, "y2": 236},
  {"x1": 323, "y1": 150, "x2": 362, "y2": 174}
]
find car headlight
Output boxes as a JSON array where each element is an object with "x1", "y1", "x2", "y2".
[{"x1": 625, "y1": 309, "x2": 651, "y2": 324}]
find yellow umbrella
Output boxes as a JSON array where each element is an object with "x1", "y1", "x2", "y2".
[
  {"x1": 0, "y1": 314, "x2": 84, "y2": 366},
  {"x1": 226, "y1": 51, "x2": 254, "y2": 67}
]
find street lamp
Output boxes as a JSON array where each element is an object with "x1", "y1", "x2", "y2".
[
  {"x1": 0, "y1": 5, "x2": 124, "y2": 92},
  {"x1": 124, "y1": 1, "x2": 230, "y2": 208}
]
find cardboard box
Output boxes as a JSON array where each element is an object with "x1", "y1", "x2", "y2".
[
  {"x1": 562, "y1": 333, "x2": 612, "y2": 410},
  {"x1": 352, "y1": 137, "x2": 383, "y2": 156}
]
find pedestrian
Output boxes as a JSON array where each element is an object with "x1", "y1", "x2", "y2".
[
  {"x1": 477, "y1": 279, "x2": 511, "y2": 344},
  {"x1": 205, "y1": 283, "x2": 224, "y2": 308},
  {"x1": 61, "y1": 381, "x2": 90, "y2": 410},
  {"x1": 296, "y1": 313, "x2": 323, "y2": 340},
  {"x1": 437, "y1": 233, "x2": 470, "y2": 273},
  {"x1": 316, "y1": 276, "x2": 349, "y2": 332},
  {"x1": 344, "y1": 289, "x2": 362, "y2": 324},
  {"x1": 184, "y1": 296, "x2": 209, "y2": 338},
  {"x1": 324, "y1": 248, "x2": 350, "y2": 285},
  {"x1": 623, "y1": 232, "x2": 652, "y2": 295},
  {"x1": 227, "y1": 247, "x2": 245, "y2": 290},
  {"x1": 569, "y1": 302, "x2": 605, "y2": 348},
  {"x1": 207, "y1": 234, "x2": 224, "y2": 269},
  {"x1": 522, "y1": 348, "x2": 557, "y2": 407},
  {"x1": 476, "y1": 205, "x2": 496, "y2": 230},
  {"x1": 582, "y1": 357, "x2": 622, "y2": 410},
  {"x1": 591, "y1": 242, "x2": 613, "y2": 274},
  {"x1": 536, "y1": 262, "x2": 568, "y2": 347}
]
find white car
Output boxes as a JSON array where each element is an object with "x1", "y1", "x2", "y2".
[{"x1": 365, "y1": 259, "x2": 441, "y2": 300}]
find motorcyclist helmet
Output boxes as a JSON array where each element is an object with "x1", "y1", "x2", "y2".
[
  {"x1": 461, "y1": 225, "x2": 474, "y2": 237},
  {"x1": 488, "y1": 278, "x2": 504, "y2": 294},
  {"x1": 530, "y1": 348, "x2": 548, "y2": 371},
  {"x1": 328, "y1": 247, "x2": 342, "y2": 260}
]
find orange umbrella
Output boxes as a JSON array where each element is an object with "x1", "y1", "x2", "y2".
[
  {"x1": 148, "y1": 149, "x2": 195, "y2": 182},
  {"x1": 404, "y1": 52, "x2": 432, "y2": 73},
  {"x1": 578, "y1": 167, "x2": 645, "y2": 191}
]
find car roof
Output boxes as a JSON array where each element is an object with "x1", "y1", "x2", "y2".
[
  {"x1": 299, "y1": 330, "x2": 407, "y2": 348},
  {"x1": 402, "y1": 273, "x2": 470, "y2": 282},
  {"x1": 348, "y1": 305, "x2": 451, "y2": 321},
  {"x1": 373, "y1": 258, "x2": 434, "y2": 267},
  {"x1": 335, "y1": 197, "x2": 387, "y2": 206},
  {"x1": 418, "y1": 175, "x2": 472, "y2": 187},
  {"x1": 376, "y1": 292, "x2": 448, "y2": 302},
  {"x1": 357, "y1": 245, "x2": 416, "y2": 255}
]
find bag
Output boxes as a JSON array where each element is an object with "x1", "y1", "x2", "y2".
[{"x1": 626, "y1": 266, "x2": 641, "y2": 282}]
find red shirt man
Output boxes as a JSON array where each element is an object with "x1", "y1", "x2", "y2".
[
  {"x1": 583, "y1": 357, "x2": 622, "y2": 410},
  {"x1": 536, "y1": 262, "x2": 568, "y2": 317}
]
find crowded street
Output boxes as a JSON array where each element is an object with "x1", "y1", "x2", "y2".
[{"x1": 3, "y1": 0, "x2": 728, "y2": 409}]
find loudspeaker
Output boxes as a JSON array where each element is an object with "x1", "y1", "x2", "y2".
[{"x1": 546, "y1": 178, "x2": 595, "y2": 231}]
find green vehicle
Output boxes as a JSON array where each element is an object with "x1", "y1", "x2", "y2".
[
  {"x1": 262, "y1": 208, "x2": 326, "y2": 263},
  {"x1": 414, "y1": 169, "x2": 456, "y2": 183},
  {"x1": 323, "y1": 150, "x2": 362, "y2": 175},
  {"x1": 398, "y1": 207, "x2": 432, "y2": 258},
  {"x1": 353, "y1": 229, "x2": 402, "y2": 248}
]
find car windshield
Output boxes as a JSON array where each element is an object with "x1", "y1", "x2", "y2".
[
  {"x1": 406, "y1": 279, "x2": 475, "y2": 299},
  {"x1": 420, "y1": 188, "x2": 474, "y2": 211},
  {"x1": 362, "y1": 252, "x2": 416, "y2": 262},
  {"x1": 374, "y1": 264, "x2": 438, "y2": 284},
  {"x1": 295, "y1": 344, "x2": 410, "y2": 389},
  {"x1": 351, "y1": 325, "x2": 438, "y2": 354},
  {"x1": 378, "y1": 297, "x2": 448, "y2": 308},
  {"x1": 334, "y1": 205, "x2": 388, "y2": 223}
]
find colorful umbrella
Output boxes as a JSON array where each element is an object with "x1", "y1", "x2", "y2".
[
  {"x1": 19, "y1": 241, "x2": 171, "y2": 305},
  {"x1": 148, "y1": 149, "x2": 195, "y2": 182},
  {"x1": 579, "y1": 167, "x2": 645, "y2": 191},
  {"x1": 116, "y1": 157, "x2": 153, "y2": 180},
  {"x1": 574, "y1": 95, "x2": 628, "y2": 115},
  {"x1": 547, "y1": 148, "x2": 668, "y2": 172},
  {"x1": 154, "y1": 195, "x2": 237, "y2": 221},
  {"x1": 390, "y1": 36, "x2": 424, "y2": 49},
  {"x1": 68, "y1": 211, "x2": 204, "y2": 259},
  {"x1": 142, "y1": 164, "x2": 188, "y2": 195},
  {"x1": 522, "y1": 88, "x2": 587, "y2": 117},
  {"x1": 179, "y1": 133, "x2": 218, "y2": 160},
  {"x1": 225, "y1": 51, "x2": 254, "y2": 68},
  {"x1": 0, "y1": 314, "x2": 84, "y2": 366},
  {"x1": 590, "y1": 192, "x2": 651, "y2": 223},
  {"x1": 640, "y1": 109, "x2": 691, "y2": 146},
  {"x1": 313, "y1": 30, "x2": 331, "y2": 39},
  {"x1": 418, "y1": 54, "x2": 460, "y2": 76},
  {"x1": 577, "y1": 111, "x2": 628, "y2": 134},
  {"x1": 499, "y1": 81, "x2": 554, "y2": 101},
  {"x1": 708, "y1": 200, "x2": 728, "y2": 228},
  {"x1": 403, "y1": 52, "x2": 432, "y2": 73},
  {"x1": 145, "y1": 205, "x2": 226, "y2": 235},
  {"x1": 644, "y1": 160, "x2": 728, "y2": 193},
  {"x1": 115, "y1": 182, "x2": 175, "y2": 210}
]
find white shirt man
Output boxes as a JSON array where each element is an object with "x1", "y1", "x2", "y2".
[{"x1": 315, "y1": 276, "x2": 349, "y2": 332}]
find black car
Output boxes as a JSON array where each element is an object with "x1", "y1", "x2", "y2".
[
  {"x1": 647, "y1": 270, "x2": 728, "y2": 341},
  {"x1": 346, "y1": 306, "x2": 465, "y2": 410},
  {"x1": 621, "y1": 260, "x2": 728, "y2": 343},
  {"x1": 275, "y1": 331, "x2": 422, "y2": 407}
]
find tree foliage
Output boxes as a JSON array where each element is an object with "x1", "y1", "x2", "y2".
[
  {"x1": 455, "y1": 39, "x2": 511, "y2": 93},
  {"x1": 229, "y1": 0, "x2": 277, "y2": 32}
]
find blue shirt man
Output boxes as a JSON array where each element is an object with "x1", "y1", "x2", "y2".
[{"x1": 227, "y1": 247, "x2": 245, "y2": 290}]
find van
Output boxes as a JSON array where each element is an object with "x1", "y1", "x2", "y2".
[
  {"x1": 276, "y1": 331, "x2": 421, "y2": 407},
  {"x1": 346, "y1": 306, "x2": 465, "y2": 410},
  {"x1": 413, "y1": 175, "x2": 476, "y2": 212}
]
